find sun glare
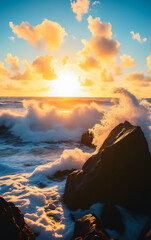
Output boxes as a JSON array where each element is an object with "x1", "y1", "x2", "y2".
[{"x1": 51, "y1": 70, "x2": 81, "y2": 97}]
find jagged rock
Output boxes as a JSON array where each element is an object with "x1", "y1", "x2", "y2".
[
  {"x1": 101, "y1": 204, "x2": 125, "y2": 236},
  {"x1": 138, "y1": 221, "x2": 151, "y2": 240},
  {"x1": 63, "y1": 121, "x2": 151, "y2": 213},
  {"x1": 81, "y1": 131, "x2": 95, "y2": 148},
  {"x1": 0, "y1": 196, "x2": 35, "y2": 240},
  {"x1": 73, "y1": 213, "x2": 116, "y2": 240}
]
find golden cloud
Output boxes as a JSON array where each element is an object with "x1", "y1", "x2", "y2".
[
  {"x1": 32, "y1": 55, "x2": 57, "y2": 80},
  {"x1": 100, "y1": 68, "x2": 114, "y2": 82},
  {"x1": 5, "y1": 53, "x2": 19, "y2": 71},
  {"x1": 92, "y1": 1, "x2": 100, "y2": 6},
  {"x1": 88, "y1": 15, "x2": 112, "y2": 38},
  {"x1": 0, "y1": 62, "x2": 9, "y2": 78},
  {"x1": 11, "y1": 55, "x2": 57, "y2": 81},
  {"x1": 9, "y1": 36, "x2": 15, "y2": 41},
  {"x1": 9, "y1": 19, "x2": 67, "y2": 51},
  {"x1": 71, "y1": 0, "x2": 90, "y2": 21},
  {"x1": 126, "y1": 71, "x2": 151, "y2": 86},
  {"x1": 62, "y1": 56, "x2": 69, "y2": 66},
  {"x1": 112, "y1": 63, "x2": 122, "y2": 75},
  {"x1": 147, "y1": 55, "x2": 151, "y2": 74},
  {"x1": 120, "y1": 54, "x2": 136, "y2": 68},
  {"x1": 78, "y1": 15, "x2": 120, "y2": 72},
  {"x1": 79, "y1": 55, "x2": 100, "y2": 71},
  {"x1": 130, "y1": 31, "x2": 147, "y2": 43},
  {"x1": 79, "y1": 77, "x2": 94, "y2": 86}
]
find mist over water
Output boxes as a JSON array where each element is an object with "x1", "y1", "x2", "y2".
[{"x1": 0, "y1": 91, "x2": 151, "y2": 239}]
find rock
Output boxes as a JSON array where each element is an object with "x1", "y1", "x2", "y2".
[
  {"x1": 73, "y1": 213, "x2": 115, "y2": 240},
  {"x1": 138, "y1": 221, "x2": 151, "y2": 240},
  {"x1": 52, "y1": 169, "x2": 75, "y2": 180},
  {"x1": 63, "y1": 121, "x2": 151, "y2": 213},
  {"x1": 81, "y1": 131, "x2": 95, "y2": 148},
  {"x1": 101, "y1": 204, "x2": 125, "y2": 236},
  {"x1": 0, "y1": 196, "x2": 35, "y2": 240}
]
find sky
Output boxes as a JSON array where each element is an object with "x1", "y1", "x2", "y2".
[{"x1": 0, "y1": 0, "x2": 151, "y2": 97}]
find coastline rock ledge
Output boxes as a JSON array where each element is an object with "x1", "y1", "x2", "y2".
[
  {"x1": 0, "y1": 196, "x2": 35, "y2": 240},
  {"x1": 63, "y1": 121, "x2": 151, "y2": 213}
]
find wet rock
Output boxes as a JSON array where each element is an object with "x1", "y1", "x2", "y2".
[
  {"x1": 101, "y1": 204, "x2": 125, "y2": 236},
  {"x1": 63, "y1": 121, "x2": 151, "y2": 213},
  {"x1": 138, "y1": 221, "x2": 151, "y2": 240},
  {"x1": 0, "y1": 196, "x2": 35, "y2": 240},
  {"x1": 73, "y1": 213, "x2": 115, "y2": 240},
  {"x1": 48, "y1": 169, "x2": 75, "y2": 181},
  {"x1": 81, "y1": 131, "x2": 95, "y2": 148}
]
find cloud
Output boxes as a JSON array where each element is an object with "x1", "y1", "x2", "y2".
[
  {"x1": 62, "y1": 56, "x2": 69, "y2": 66},
  {"x1": 147, "y1": 55, "x2": 151, "y2": 74},
  {"x1": 112, "y1": 63, "x2": 122, "y2": 75},
  {"x1": 120, "y1": 54, "x2": 136, "y2": 68},
  {"x1": 92, "y1": 1, "x2": 100, "y2": 6},
  {"x1": 1, "y1": 81, "x2": 50, "y2": 94},
  {"x1": 79, "y1": 77, "x2": 94, "y2": 86},
  {"x1": 88, "y1": 15, "x2": 112, "y2": 38},
  {"x1": 130, "y1": 31, "x2": 147, "y2": 43},
  {"x1": 79, "y1": 54, "x2": 100, "y2": 71},
  {"x1": 100, "y1": 68, "x2": 114, "y2": 82},
  {"x1": 70, "y1": 0, "x2": 90, "y2": 21},
  {"x1": 126, "y1": 71, "x2": 151, "y2": 86},
  {"x1": 11, "y1": 55, "x2": 57, "y2": 81},
  {"x1": 32, "y1": 55, "x2": 57, "y2": 80},
  {"x1": 5, "y1": 53, "x2": 19, "y2": 71},
  {"x1": 78, "y1": 16, "x2": 119, "y2": 71},
  {"x1": 9, "y1": 36, "x2": 15, "y2": 41},
  {"x1": 9, "y1": 19, "x2": 67, "y2": 51},
  {"x1": 0, "y1": 62, "x2": 9, "y2": 78},
  {"x1": 89, "y1": 36, "x2": 119, "y2": 61}
]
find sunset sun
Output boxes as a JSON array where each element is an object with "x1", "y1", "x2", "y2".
[{"x1": 51, "y1": 70, "x2": 81, "y2": 97}]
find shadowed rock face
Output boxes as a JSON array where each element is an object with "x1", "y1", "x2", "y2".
[
  {"x1": 0, "y1": 196, "x2": 35, "y2": 240},
  {"x1": 138, "y1": 221, "x2": 151, "y2": 240},
  {"x1": 63, "y1": 121, "x2": 151, "y2": 213},
  {"x1": 81, "y1": 131, "x2": 95, "y2": 148},
  {"x1": 73, "y1": 213, "x2": 115, "y2": 240},
  {"x1": 101, "y1": 204, "x2": 125, "y2": 236}
]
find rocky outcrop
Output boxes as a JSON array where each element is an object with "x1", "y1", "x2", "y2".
[
  {"x1": 63, "y1": 121, "x2": 151, "y2": 213},
  {"x1": 0, "y1": 196, "x2": 35, "y2": 240},
  {"x1": 73, "y1": 213, "x2": 115, "y2": 240},
  {"x1": 81, "y1": 131, "x2": 95, "y2": 148},
  {"x1": 138, "y1": 221, "x2": 151, "y2": 240},
  {"x1": 101, "y1": 204, "x2": 125, "y2": 236}
]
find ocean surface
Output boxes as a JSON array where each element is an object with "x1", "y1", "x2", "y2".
[{"x1": 0, "y1": 95, "x2": 151, "y2": 239}]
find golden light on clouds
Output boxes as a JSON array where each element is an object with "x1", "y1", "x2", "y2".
[
  {"x1": 70, "y1": 0, "x2": 90, "y2": 21},
  {"x1": 9, "y1": 19, "x2": 67, "y2": 51}
]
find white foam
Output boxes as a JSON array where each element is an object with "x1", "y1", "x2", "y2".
[
  {"x1": 91, "y1": 88, "x2": 151, "y2": 150},
  {"x1": 0, "y1": 101, "x2": 103, "y2": 143},
  {"x1": 31, "y1": 148, "x2": 92, "y2": 178}
]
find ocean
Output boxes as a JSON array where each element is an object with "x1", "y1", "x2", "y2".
[{"x1": 0, "y1": 94, "x2": 151, "y2": 239}]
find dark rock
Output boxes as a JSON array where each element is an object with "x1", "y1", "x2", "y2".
[
  {"x1": 101, "y1": 204, "x2": 125, "y2": 235},
  {"x1": 138, "y1": 221, "x2": 151, "y2": 240},
  {"x1": 48, "y1": 169, "x2": 75, "y2": 181},
  {"x1": 81, "y1": 131, "x2": 95, "y2": 148},
  {"x1": 63, "y1": 121, "x2": 151, "y2": 213},
  {"x1": 0, "y1": 196, "x2": 35, "y2": 240},
  {"x1": 73, "y1": 213, "x2": 115, "y2": 240}
]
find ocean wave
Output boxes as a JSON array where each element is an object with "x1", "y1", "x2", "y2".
[{"x1": 0, "y1": 101, "x2": 104, "y2": 143}]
